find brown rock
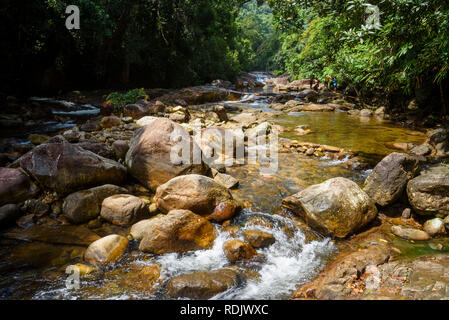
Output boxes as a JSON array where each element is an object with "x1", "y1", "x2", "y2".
[
  {"x1": 0, "y1": 168, "x2": 38, "y2": 206},
  {"x1": 138, "y1": 209, "x2": 217, "y2": 254},
  {"x1": 84, "y1": 234, "x2": 128, "y2": 264},
  {"x1": 125, "y1": 118, "x2": 209, "y2": 190},
  {"x1": 165, "y1": 268, "x2": 239, "y2": 299},
  {"x1": 100, "y1": 194, "x2": 148, "y2": 226},
  {"x1": 154, "y1": 174, "x2": 238, "y2": 222},
  {"x1": 63, "y1": 184, "x2": 128, "y2": 224},
  {"x1": 223, "y1": 240, "x2": 257, "y2": 263},
  {"x1": 19, "y1": 136, "x2": 127, "y2": 195},
  {"x1": 101, "y1": 116, "x2": 121, "y2": 128},
  {"x1": 242, "y1": 230, "x2": 275, "y2": 248}
]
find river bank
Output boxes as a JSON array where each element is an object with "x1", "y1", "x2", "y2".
[{"x1": 0, "y1": 72, "x2": 448, "y2": 300}]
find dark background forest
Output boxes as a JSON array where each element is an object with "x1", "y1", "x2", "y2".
[{"x1": 1, "y1": 0, "x2": 448, "y2": 114}]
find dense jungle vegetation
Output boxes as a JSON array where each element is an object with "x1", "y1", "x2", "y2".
[{"x1": 1, "y1": 0, "x2": 448, "y2": 114}]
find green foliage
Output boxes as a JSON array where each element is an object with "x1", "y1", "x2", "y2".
[
  {"x1": 236, "y1": 0, "x2": 281, "y2": 71},
  {"x1": 106, "y1": 88, "x2": 147, "y2": 113},
  {"x1": 268, "y1": 0, "x2": 449, "y2": 112}
]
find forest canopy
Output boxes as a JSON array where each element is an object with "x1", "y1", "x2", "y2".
[{"x1": 1, "y1": 0, "x2": 448, "y2": 114}]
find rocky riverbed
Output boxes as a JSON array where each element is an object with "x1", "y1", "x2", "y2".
[{"x1": 0, "y1": 72, "x2": 448, "y2": 300}]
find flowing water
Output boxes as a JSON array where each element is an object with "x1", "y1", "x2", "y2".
[{"x1": 0, "y1": 73, "x2": 426, "y2": 300}]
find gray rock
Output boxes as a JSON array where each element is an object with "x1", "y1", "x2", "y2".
[
  {"x1": 282, "y1": 177, "x2": 378, "y2": 238},
  {"x1": 63, "y1": 184, "x2": 128, "y2": 224},
  {"x1": 363, "y1": 153, "x2": 419, "y2": 206},
  {"x1": 407, "y1": 164, "x2": 449, "y2": 217}
]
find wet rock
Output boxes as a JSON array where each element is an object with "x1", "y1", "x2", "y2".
[
  {"x1": 155, "y1": 174, "x2": 238, "y2": 222},
  {"x1": 28, "y1": 134, "x2": 50, "y2": 145},
  {"x1": 165, "y1": 268, "x2": 239, "y2": 299},
  {"x1": 100, "y1": 194, "x2": 148, "y2": 226},
  {"x1": 282, "y1": 177, "x2": 377, "y2": 238},
  {"x1": 391, "y1": 225, "x2": 431, "y2": 241},
  {"x1": 423, "y1": 218, "x2": 445, "y2": 236},
  {"x1": 213, "y1": 173, "x2": 239, "y2": 189},
  {"x1": 125, "y1": 118, "x2": 209, "y2": 190},
  {"x1": 292, "y1": 226, "x2": 394, "y2": 300},
  {"x1": 84, "y1": 234, "x2": 128, "y2": 264},
  {"x1": 71, "y1": 263, "x2": 99, "y2": 276},
  {"x1": 223, "y1": 240, "x2": 257, "y2": 263},
  {"x1": 19, "y1": 136, "x2": 127, "y2": 195},
  {"x1": 138, "y1": 209, "x2": 216, "y2": 254},
  {"x1": 0, "y1": 168, "x2": 38, "y2": 206},
  {"x1": 4, "y1": 225, "x2": 100, "y2": 246},
  {"x1": 0, "y1": 204, "x2": 22, "y2": 228},
  {"x1": 101, "y1": 116, "x2": 121, "y2": 128},
  {"x1": 242, "y1": 230, "x2": 275, "y2": 248},
  {"x1": 407, "y1": 164, "x2": 449, "y2": 217},
  {"x1": 112, "y1": 140, "x2": 129, "y2": 160},
  {"x1": 63, "y1": 184, "x2": 128, "y2": 224},
  {"x1": 363, "y1": 153, "x2": 419, "y2": 206}
]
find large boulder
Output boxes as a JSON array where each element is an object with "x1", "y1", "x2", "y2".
[
  {"x1": 407, "y1": 164, "x2": 449, "y2": 217},
  {"x1": 363, "y1": 153, "x2": 419, "y2": 206},
  {"x1": 282, "y1": 177, "x2": 378, "y2": 238},
  {"x1": 125, "y1": 118, "x2": 210, "y2": 191},
  {"x1": 0, "y1": 168, "x2": 37, "y2": 206},
  {"x1": 84, "y1": 234, "x2": 128, "y2": 264},
  {"x1": 100, "y1": 194, "x2": 148, "y2": 226},
  {"x1": 63, "y1": 184, "x2": 128, "y2": 224},
  {"x1": 19, "y1": 136, "x2": 127, "y2": 195},
  {"x1": 138, "y1": 209, "x2": 217, "y2": 254},
  {"x1": 165, "y1": 268, "x2": 239, "y2": 299},
  {"x1": 154, "y1": 174, "x2": 239, "y2": 222}
]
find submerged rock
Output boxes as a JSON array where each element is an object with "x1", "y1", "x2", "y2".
[
  {"x1": 84, "y1": 234, "x2": 128, "y2": 264},
  {"x1": 100, "y1": 194, "x2": 148, "y2": 226},
  {"x1": 282, "y1": 177, "x2": 377, "y2": 238},
  {"x1": 19, "y1": 136, "x2": 127, "y2": 195},
  {"x1": 154, "y1": 174, "x2": 239, "y2": 222},
  {"x1": 63, "y1": 184, "x2": 128, "y2": 224},
  {"x1": 4, "y1": 225, "x2": 101, "y2": 246},
  {"x1": 138, "y1": 209, "x2": 216, "y2": 254},
  {"x1": 0, "y1": 167, "x2": 37, "y2": 206},
  {"x1": 363, "y1": 152, "x2": 419, "y2": 206},
  {"x1": 125, "y1": 118, "x2": 210, "y2": 190}
]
